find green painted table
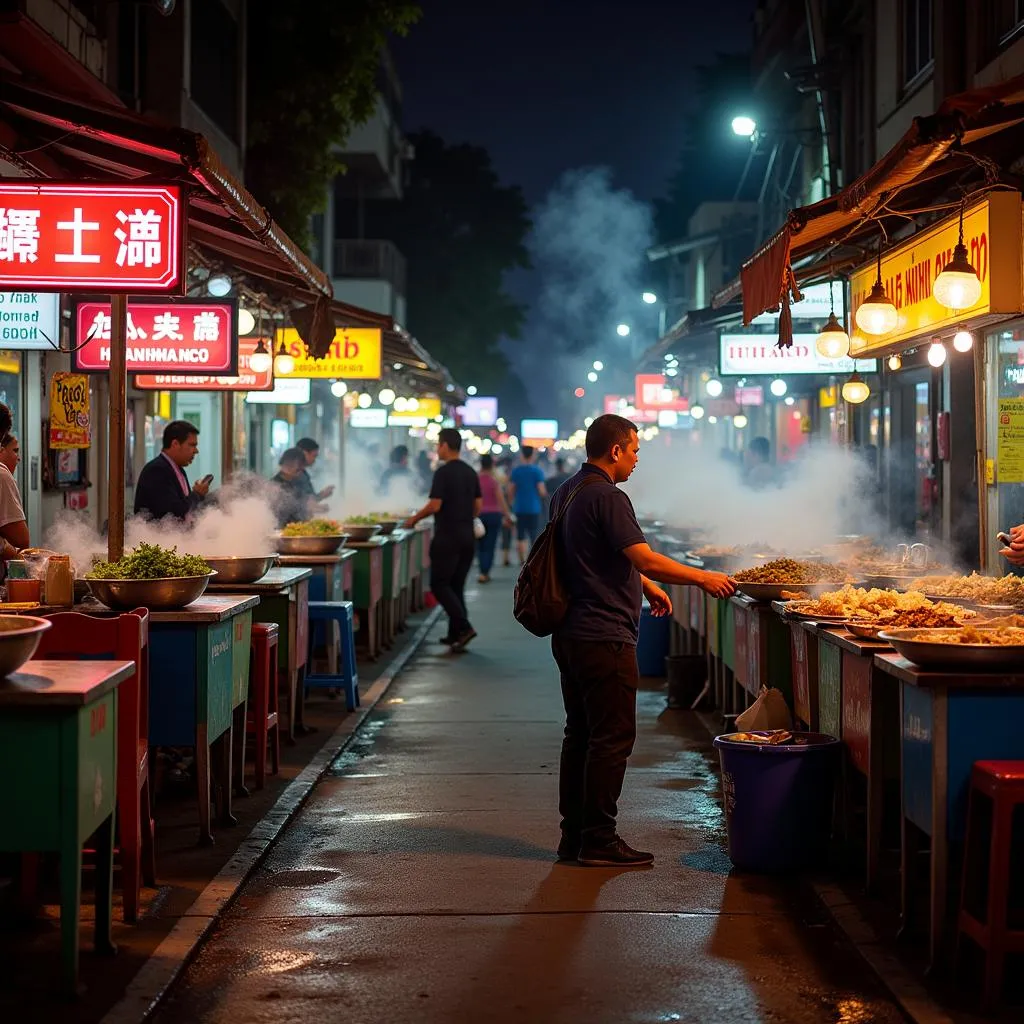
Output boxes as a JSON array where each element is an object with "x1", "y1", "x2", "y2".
[
  {"x1": 348, "y1": 538, "x2": 386, "y2": 660},
  {"x1": 733, "y1": 595, "x2": 793, "y2": 706},
  {"x1": 208, "y1": 568, "x2": 311, "y2": 740},
  {"x1": 0, "y1": 658, "x2": 134, "y2": 992}
]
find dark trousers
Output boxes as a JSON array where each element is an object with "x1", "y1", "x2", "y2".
[
  {"x1": 551, "y1": 633, "x2": 638, "y2": 845},
  {"x1": 430, "y1": 535, "x2": 475, "y2": 636},
  {"x1": 476, "y1": 512, "x2": 504, "y2": 575}
]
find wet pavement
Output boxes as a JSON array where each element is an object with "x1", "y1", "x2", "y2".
[{"x1": 153, "y1": 570, "x2": 907, "y2": 1023}]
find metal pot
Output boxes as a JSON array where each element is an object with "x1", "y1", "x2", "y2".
[
  {"x1": 0, "y1": 615, "x2": 51, "y2": 677},
  {"x1": 86, "y1": 572, "x2": 216, "y2": 611},
  {"x1": 373, "y1": 520, "x2": 401, "y2": 536},
  {"x1": 274, "y1": 534, "x2": 348, "y2": 556},
  {"x1": 343, "y1": 524, "x2": 382, "y2": 543},
  {"x1": 201, "y1": 555, "x2": 277, "y2": 584}
]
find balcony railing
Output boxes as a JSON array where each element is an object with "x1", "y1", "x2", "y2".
[{"x1": 333, "y1": 239, "x2": 407, "y2": 295}]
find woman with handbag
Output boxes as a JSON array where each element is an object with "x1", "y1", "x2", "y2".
[{"x1": 476, "y1": 453, "x2": 512, "y2": 583}]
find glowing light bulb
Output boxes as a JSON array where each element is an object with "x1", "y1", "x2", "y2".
[
  {"x1": 330, "y1": 380, "x2": 348, "y2": 398},
  {"x1": 593, "y1": 360, "x2": 604, "y2": 371},
  {"x1": 815, "y1": 312, "x2": 851, "y2": 359},
  {"x1": 587, "y1": 371, "x2": 598, "y2": 382},
  {"x1": 934, "y1": 246, "x2": 982, "y2": 310},
  {"x1": 770, "y1": 379, "x2": 787, "y2": 397},
  {"x1": 273, "y1": 341, "x2": 295, "y2": 376},
  {"x1": 616, "y1": 323, "x2": 630, "y2": 337},
  {"x1": 784, "y1": 396, "x2": 795, "y2": 406},
  {"x1": 705, "y1": 379, "x2": 723, "y2": 398},
  {"x1": 248, "y1": 339, "x2": 272, "y2": 374},
  {"x1": 855, "y1": 281, "x2": 898, "y2": 335},
  {"x1": 393, "y1": 397, "x2": 409, "y2": 412},
  {"x1": 642, "y1": 292, "x2": 657, "y2": 304},
  {"x1": 690, "y1": 405, "x2": 705, "y2": 420},
  {"x1": 733, "y1": 414, "x2": 748, "y2": 429},
  {"x1": 842, "y1": 372, "x2": 870, "y2": 404},
  {"x1": 927, "y1": 341, "x2": 947, "y2": 367},
  {"x1": 378, "y1": 388, "x2": 396, "y2": 406},
  {"x1": 888, "y1": 354, "x2": 902, "y2": 371},
  {"x1": 357, "y1": 393, "x2": 372, "y2": 409},
  {"x1": 953, "y1": 328, "x2": 974, "y2": 353},
  {"x1": 237, "y1": 308, "x2": 256, "y2": 335}
]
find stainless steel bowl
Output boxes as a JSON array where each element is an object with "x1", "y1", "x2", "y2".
[
  {"x1": 372, "y1": 519, "x2": 401, "y2": 536},
  {"x1": 343, "y1": 524, "x2": 382, "y2": 543},
  {"x1": 86, "y1": 572, "x2": 216, "y2": 611},
  {"x1": 201, "y1": 555, "x2": 277, "y2": 585},
  {"x1": 274, "y1": 534, "x2": 348, "y2": 556},
  {"x1": 878, "y1": 627, "x2": 1024, "y2": 670},
  {"x1": 0, "y1": 615, "x2": 51, "y2": 676},
  {"x1": 735, "y1": 581, "x2": 841, "y2": 603}
]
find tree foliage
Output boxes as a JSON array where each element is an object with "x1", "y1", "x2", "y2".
[
  {"x1": 362, "y1": 131, "x2": 532, "y2": 397},
  {"x1": 245, "y1": 0, "x2": 420, "y2": 245}
]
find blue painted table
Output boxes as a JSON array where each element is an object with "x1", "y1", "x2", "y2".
[
  {"x1": 873, "y1": 652, "x2": 1024, "y2": 968},
  {"x1": 132, "y1": 595, "x2": 258, "y2": 845}
]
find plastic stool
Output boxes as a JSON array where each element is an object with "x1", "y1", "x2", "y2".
[
  {"x1": 247, "y1": 623, "x2": 280, "y2": 789},
  {"x1": 306, "y1": 601, "x2": 360, "y2": 710},
  {"x1": 956, "y1": 760, "x2": 1024, "y2": 1008}
]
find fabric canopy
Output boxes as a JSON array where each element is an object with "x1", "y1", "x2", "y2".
[{"x1": 731, "y1": 72, "x2": 1024, "y2": 327}]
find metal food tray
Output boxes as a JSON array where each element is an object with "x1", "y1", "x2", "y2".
[
  {"x1": 878, "y1": 627, "x2": 1024, "y2": 670},
  {"x1": 735, "y1": 580, "x2": 848, "y2": 603}
]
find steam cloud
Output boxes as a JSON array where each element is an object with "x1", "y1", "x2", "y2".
[{"x1": 513, "y1": 167, "x2": 654, "y2": 416}]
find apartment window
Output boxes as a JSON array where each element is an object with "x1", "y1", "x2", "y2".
[{"x1": 902, "y1": 0, "x2": 934, "y2": 85}]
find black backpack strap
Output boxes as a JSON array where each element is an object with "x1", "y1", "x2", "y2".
[{"x1": 550, "y1": 473, "x2": 603, "y2": 526}]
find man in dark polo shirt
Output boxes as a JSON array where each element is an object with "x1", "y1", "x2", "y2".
[
  {"x1": 550, "y1": 414, "x2": 736, "y2": 867},
  {"x1": 405, "y1": 428, "x2": 482, "y2": 651}
]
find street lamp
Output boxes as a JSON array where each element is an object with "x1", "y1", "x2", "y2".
[
  {"x1": 249, "y1": 339, "x2": 272, "y2": 374},
  {"x1": 642, "y1": 292, "x2": 657, "y2": 304},
  {"x1": 616, "y1": 323, "x2": 630, "y2": 337},
  {"x1": 587, "y1": 371, "x2": 598, "y2": 382},
  {"x1": 705, "y1": 378, "x2": 724, "y2": 398},
  {"x1": 467, "y1": 385, "x2": 478, "y2": 396},
  {"x1": 731, "y1": 115, "x2": 757, "y2": 138},
  {"x1": 593, "y1": 360, "x2": 604, "y2": 371}
]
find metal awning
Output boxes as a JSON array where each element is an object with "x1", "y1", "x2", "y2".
[{"x1": 726, "y1": 72, "x2": 1024, "y2": 339}]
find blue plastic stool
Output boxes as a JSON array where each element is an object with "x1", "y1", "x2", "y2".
[{"x1": 305, "y1": 601, "x2": 360, "y2": 710}]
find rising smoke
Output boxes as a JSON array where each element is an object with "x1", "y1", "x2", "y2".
[{"x1": 512, "y1": 167, "x2": 654, "y2": 417}]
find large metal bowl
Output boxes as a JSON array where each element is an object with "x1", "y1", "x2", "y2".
[
  {"x1": 372, "y1": 519, "x2": 402, "y2": 537},
  {"x1": 0, "y1": 615, "x2": 51, "y2": 676},
  {"x1": 201, "y1": 555, "x2": 277, "y2": 585},
  {"x1": 86, "y1": 572, "x2": 216, "y2": 611},
  {"x1": 343, "y1": 524, "x2": 382, "y2": 543},
  {"x1": 273, "y1": 534, "x2": 348, "y2": 556},
  {"x1": 878, "y1": 627, "x2": 1024, "y2": 670}
]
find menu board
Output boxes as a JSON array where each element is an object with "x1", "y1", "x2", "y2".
[{"x1": 997, "y1": 398, "x2": 1024, "y2": 483}]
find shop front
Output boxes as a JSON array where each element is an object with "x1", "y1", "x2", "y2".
[{"x1": 847, "y1": 192, "x2": 1024, "y2": 564}]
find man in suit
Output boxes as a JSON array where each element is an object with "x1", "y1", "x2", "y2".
[{"x1": 134, "y1": 420, "x2": 210, "y2": 522}]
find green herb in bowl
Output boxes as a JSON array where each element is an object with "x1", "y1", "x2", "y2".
[
  {"x1": 280, "y1": 519, "x2": 343, "y2": 537},
  {"x1": 86, "y1": 542, "x2": 212, "y2": 580},
  {"x1": 343, "y1": 515, "x2": 379, "y2": 526}
]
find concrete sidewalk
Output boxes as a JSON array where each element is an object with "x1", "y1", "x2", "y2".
[{"x1": 153, "y1": 567, "x2": 905, "y2": 1023}]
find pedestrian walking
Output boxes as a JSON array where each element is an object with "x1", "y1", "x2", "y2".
[
  {"x1": 476, "y1": 453, "x2": 512, "y2": 583},
  {"x1": 405, "y1": 428, "x2": 481, "y2": 651},
  {"x1": 549, "y1": 414, "x2": 736, "y2": 867},
  {"x1": 496, "y1": 455, "x2": 515, "y2": 566},
  {"x1": 508, "y1": 445, "x2": 546, "y2": 562}
]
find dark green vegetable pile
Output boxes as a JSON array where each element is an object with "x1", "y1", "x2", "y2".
[{"x1": 86, "y1": 543, "x2": 212, "y2": 580}]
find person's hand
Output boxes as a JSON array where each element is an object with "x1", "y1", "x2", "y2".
[
  {"x1": 502, "y1": 516, "x2": 512, "y2": 528},
  {"x1": 318, "y1": 485, "x2": 335, "y2": 500},
  {"x1": 645, "y1": 582, "x2": 672, "y2": 617},
  {"x1": 700, "y1": 571, "x2": 737, "y2": 599},
  {"x1": 193, "y1": 476, "x2": 212, "y2": 498},
  {"x1": 403, "y1": 516, "x2": 418, "y2": 530}
]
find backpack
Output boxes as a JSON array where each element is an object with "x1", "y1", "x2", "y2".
[{"x1": 513, "y1": 475, "x2": 601, "y2": 637}]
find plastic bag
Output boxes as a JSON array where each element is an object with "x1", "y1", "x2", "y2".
[
  {"x1": 735, "y1": 686, "x2": 793, "y2": 732},
  {"x1": 473, "y1": 517, "x2": 486, "y2": 540}
]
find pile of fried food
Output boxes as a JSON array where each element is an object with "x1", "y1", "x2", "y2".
[
  {"x1": 787, "y1": 586, "x2": 975, "y2": 627},
  {"x1": 908, "y1": 573, "x2": 1024, "y2": 607},
  {"x1": 734, "y1": 558, "x2": 849, "y2": 585},
  {"x1": 906, "y1": 625, "x2": 1024, "y2": 645}
]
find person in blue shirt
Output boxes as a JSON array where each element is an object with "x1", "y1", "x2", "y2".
[{"x1": 508, "y1": 446, "x2": 547, "y2": 562}]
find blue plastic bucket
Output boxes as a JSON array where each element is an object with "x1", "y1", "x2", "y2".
[
  {"x1": 713, "y1": 731, "x2": 840, "y2": 873},
  {"x1": 636, "y1": 605, "x2": 670, "y2": 676}
]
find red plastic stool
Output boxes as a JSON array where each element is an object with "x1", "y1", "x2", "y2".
[
  {"x1": 956, "y1": 760, "x2": 1024, "y2": 1008},
  {"x1": 247, "y1": 623, "x2": 280, "y2": 789}
]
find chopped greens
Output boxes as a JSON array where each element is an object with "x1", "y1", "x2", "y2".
[
  {"x1": 86, "y1": 543, "x2": 211, "y2": 580},
  {"x1": 280, "y1": 518, "x2": 343, "y2": 537}
]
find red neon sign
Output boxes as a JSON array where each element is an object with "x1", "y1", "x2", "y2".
[
  {"x1": 73, "y1": 299, "x2": 236, "y2": 374},
  {"x1": 0, "y1": 182, "x2": 184, "y2": 292},
  {"x1": 134, "y1": 337, "x2": 273, "y2": 392}
]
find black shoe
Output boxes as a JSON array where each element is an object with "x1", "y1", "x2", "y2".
[
  {"x1": 578, "y1": 837, "x2": 654, "y2": 867},
  {"x1": 438, "y1": 635, "x2": 456, "y2": 645},
  {"x1": 556, "y1": 835, "x2": 580, "y2": 861},
  {"x1": 450, "y1": 627, "x2": 477, "y2": 652}
]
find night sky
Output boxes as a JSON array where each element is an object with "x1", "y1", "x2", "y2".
[{"x1": 394, "y1": 0, "x2": 760, "y2": 205}]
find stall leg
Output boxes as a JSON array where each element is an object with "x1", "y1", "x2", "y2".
[
  {"x1": 195, "y1": 725, "x2": 214, "y2": 846},
  {"x1": 93, "y1": 812, "x2": 117, "y2": 956},
  {"x1": 233, "y1": 703, "x2": 249, "y2": 798}
]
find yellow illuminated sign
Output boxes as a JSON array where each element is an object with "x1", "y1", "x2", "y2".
[
  {"x1": 388, "y1": 397, "x2": 442, "y2": 421},
  {"x1": 275, "y1": 327, "x2": 383, "y2": 380},
  {"x1": 849, "y1": 193, "x2": 1023, "y2": 356}
]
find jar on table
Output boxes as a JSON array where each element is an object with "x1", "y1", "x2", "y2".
[{"x1": 44, "y1": 554, "x2": 74, "y2": 607}]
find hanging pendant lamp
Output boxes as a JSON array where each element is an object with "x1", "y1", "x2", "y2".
[
  {"x1": 933, "y1": 200, "x2": 982, "y2": 311},
  {"x1": 855, "y1": 242, "x2": 898, "y2": 336}
]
